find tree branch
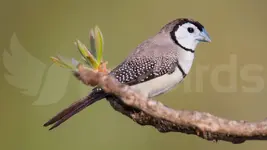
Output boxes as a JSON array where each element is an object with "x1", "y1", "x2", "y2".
[{"x1": 74, "y1": 66, "x2": 267, "y2": 144}]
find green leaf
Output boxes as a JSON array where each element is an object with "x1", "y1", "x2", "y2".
[
  {"x1": 94, "y1": 26, "x2": 104, "y2": 64},
  {"x1": 89, "y1": 29, "x2": 96, "y2": 57},
  {"x1": 50, "y1": 56, "x2": 74, "y2": 70},
  {"x1": 75, "y1": 40, "x2": 98, "y2": 69}
]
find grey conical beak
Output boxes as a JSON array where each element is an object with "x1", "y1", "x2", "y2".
[{"x1": 198, "y1": 28, "x2": 211, "y2": 42}]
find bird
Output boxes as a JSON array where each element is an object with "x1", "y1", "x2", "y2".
[{"x1": 43, "y1": 18, "x2": 211, "y2": 130}]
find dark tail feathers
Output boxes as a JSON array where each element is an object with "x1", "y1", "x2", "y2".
[{"x1": 43, "y1": 93, "x2": 106, "y2": 130}]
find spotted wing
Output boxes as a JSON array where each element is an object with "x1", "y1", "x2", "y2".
[{"x1": 109, "y1": 56, "x2": 178, "y2": 86}]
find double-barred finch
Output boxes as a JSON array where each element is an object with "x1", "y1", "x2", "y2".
[{"x1": 44, "y1": 18, "x2": 211, "y2": 130}]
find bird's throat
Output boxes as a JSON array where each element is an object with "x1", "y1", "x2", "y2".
[{"x1": 177, "y1": 48, "x2": 195, "y2": 74}]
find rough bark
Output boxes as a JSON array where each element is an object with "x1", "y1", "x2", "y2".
[{"x1": 74, "y1": 66, "x2": 267, "y2": 144}]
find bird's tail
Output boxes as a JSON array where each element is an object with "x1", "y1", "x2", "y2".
[{"x1": 43, "y1": 92, "x2": 106, "y2": 130}]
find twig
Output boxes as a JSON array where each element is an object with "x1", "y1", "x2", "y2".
[{"x1": 75, "y1": 65, "x2": 267, "y2": 144}]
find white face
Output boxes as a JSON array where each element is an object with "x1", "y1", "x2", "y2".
[{"x1": 175, "y1": 23, "x2": 202, "y2": 50}]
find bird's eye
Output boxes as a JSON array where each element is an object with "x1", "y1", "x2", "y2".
[{"x1": 187, "y1": 27, "x2": 194, "y2": 33}]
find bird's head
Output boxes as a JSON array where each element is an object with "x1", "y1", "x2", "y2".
[{"x1": 161, "y1": 18, "x2": 211, "y2": 51}]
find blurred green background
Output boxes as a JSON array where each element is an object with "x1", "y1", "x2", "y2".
[{"x1": 1, "y1": 0, "x2": 267, "y2": 149}]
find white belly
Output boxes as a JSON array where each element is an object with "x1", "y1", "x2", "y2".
[{"x1": 130, "y1": 67, "x2": 184, "y2": 98}]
